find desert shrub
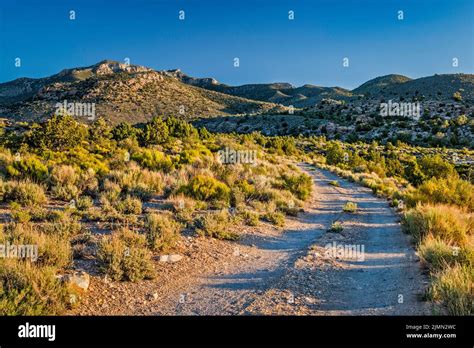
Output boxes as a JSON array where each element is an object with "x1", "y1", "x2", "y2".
[
  {"x1": 27, "y1": 207, "x2": 54, "y2": 222},
  {"x1": 49, "y1": 165, "x2": 78, "y2": 186},
  {"x1": 427, "y1": 264, "x2": 473, "y2": 315},
  {"x1": 418, "y1": 155, "x2": 457, "y2": 180},
  {"x1": 75, "y1": 196, "x2": 94, "y2": 211},
  {"x1": 6, "y1": 156, "x2": 48, "y2": 182},
  {"x1": 230, "y1": 186, "x2": 246, "y2": 209},
  {"x1": 88, "y1": 118, "x2": 112, "y2": 148},
  {"x1": 49, "y1": 165, "x2": 80, "y2": 200},
  {"x1": 329, "y1": 180, "x2": 340, "y2": 187},
  {"x1": 3, "y1": 222, "x2": 72, "y2": 268},
  {"x1": 3, "y1": 181, "x2": 47, "y2": 206},
  {"x1": 51, "y1": 184, "x2": 79, "y2": 201},
  {"x1": 166, "y1": 116, "x2": 198, "y2": 138},
  {"x1": 145, "y1": 213, "x2": 181, "y2": 252},
  {"x1": 77, "y1": 168, "x2": 99, "y2": 195},
  {"x1": 131, "y1": 148, "x2": 173, "y2": 172},
  {"x1": 10, "y1": 202, "x2": 31, "y2": 223},
  {"x1": 141, "y1": 116, "x2": 169, "y2": 145},
  {"x1": 263, "y1": 210, "x2": 285, "y2": 227},
  {"x1": 328, "y1": 221, "x2": 344, "y2": 233},
  {"x1": 108, "y1": 167, "x2": 164, "y2": 201},
  {"x1": 405, "y1": 176, "x2": 474, "y2": 211},
  {"x1": 402, "y1": 204, "x2": 472, "y2": 246},
  {"x1": 178, "y1": 145, "x2": 213, "y2": 166},
  {"x1": 239, "y1": 210, "x2": 260, "y2": 226},
  {"x1": 179, "y1": 175, "x2": 230, "y2": 204},
  {"x1": 97, "y1": 228, "x2": 155, "y2": 282},
  {"x1": 265, "y1": 136, "x2": 297, "y2": 155},
  {"x1": 112, "y1": 122, "x2": 138, "y2": 141},
  {"x1": 0, "y1": 260, "x2": 69, "y2": 315},
  {"x1": 419, "y1": 235, "x2": 473, "y2": 272},
  {"x1": 390, "y1": 198, "x2": 400, "y2": 208},
  {"x1": 343, "y1": 202, "x2": 358, "y2": 213},
  {"x1": 31, "y1": 114, "x2": 87, "y2": 151},
  {"x1": 277, "y1": 201, "x2": 300, "y2": 216},
  {"x1": 39, "y1": 212, "x2": 83, "y2": 238},
  {"x1": 325, "y1": 142, "x2": 346, "y2": 165},
  {"x1": 167, "y1": 194, "x2": 196, "y2": 223},
  {"x1": 280, "y1": 173, "x2": 312, "y2": 200},
  {"x1": 101, "y1": 179, "x2": 122, "y2": 201},
  {"x1": 115, "y1": 195, "x2": 142, "y2": 215},
  {"x1": 196, "y1": 210, "x2": 238, "y2": 240},
  {"x1": 404, "y1": 156, "x2": 426, "y2": 186}
]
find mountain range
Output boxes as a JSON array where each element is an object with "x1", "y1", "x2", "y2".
[{"x1": 0, "y1": 60, "x2": 472, "y2": 125}]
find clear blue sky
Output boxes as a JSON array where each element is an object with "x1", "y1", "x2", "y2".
[{"x1": 1, "y1": 0, "x2": 473, "y2": 89}]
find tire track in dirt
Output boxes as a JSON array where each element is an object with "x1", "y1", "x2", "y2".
[
  {"x1": 146, "y1": 164, "x2": 429, "y2": 315},
  {"x1": 75, "y1": 164, "x2": 429, "y2": 315}
]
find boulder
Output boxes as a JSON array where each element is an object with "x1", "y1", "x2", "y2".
[
  {"x1": 62, "y1": 271, "x2": 90, "y2": 291},
  {"x1": 158, "y1": 254, "x2": 183, "y2": 262}
]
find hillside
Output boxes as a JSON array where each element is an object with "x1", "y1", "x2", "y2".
[
  {"x1": 0, "y1": 61, "x2": 285, "y2": 124},
  {"x1": 0, "y1": 61, "x2": 473, "y2": 135},
  {"x1": 352, "y1": 74, "x2": 412, "y2": 95},
  {"x1": 353, "y1": 73, "x2": 474, "y2": 101},
  {"x1": 169, "y1": 70, "x2": 474, "y2": 106},
  {"x1": 167, "y1": 69, "x2": 353, "y2": 107}
]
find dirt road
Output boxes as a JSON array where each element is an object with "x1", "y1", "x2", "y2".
[{"x1": 75, "y1": 165, "x2": 429, "y2": 315}]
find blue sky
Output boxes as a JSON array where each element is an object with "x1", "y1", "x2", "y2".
[{"x1": 0, "y1": 0, "x2": 473, "y2": 89}]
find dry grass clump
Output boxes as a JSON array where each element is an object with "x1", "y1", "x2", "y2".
[
  {"x1": 2, "y1": 181, "x2": 47, "y2": 206},
  {"x1": 145, "y1": 213, "x2": 182, "y2": 252},
  {"x1": 427, "y1": 264, "x2": 473, "y2": 315},
  {"x1": 97, "y1": 228, "x2": 155, "y2": 282},
  {"x1": 403, "y1": 204, "x2": 472, "y2": 246},
  {"x1": 195, "y1": 209, "x2": 239, "y2": 240}
]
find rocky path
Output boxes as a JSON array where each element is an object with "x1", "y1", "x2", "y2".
[{"x1": 75, "y1": 165, "x2": 429, "y2": 315}]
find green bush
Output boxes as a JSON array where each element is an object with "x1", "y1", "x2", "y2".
[
  {"x1": 31, "y1": 114, "x2": 87, "y2": 151},
  {"x1": 418, "y1": 155, "x2": 457, "y2": 180},
  {"x1": 326, "y1": 142, "x2": 346, "y2": 165},
  {"x1": 180, "y1": 175, "x2": 230, "y2": 204},
  {"x1": 166, "y1": 117, "x2": 198, "y2": 138},
  {"x1": 6, "y1": 156, "x2": 49, "y2": 182},
  {"x1": 141, "y1": 117, "x2": 169, "y2": 145},
  {"x1": 131, "y1": 149, "x2": 173, "y2": 172},
  {"x1": 343, "y1": 201, "x2": 358, "y2": 213},
  {"x1": 239, "y1": 210, "x2": 260, "y2": 226},
  {"x1": 328, "y1": 221, "x2": 344, "y2": 233},
  {"x1": 263, "y1": 211, "x2": 285, "y2": 227},
  {"x1": 405, "y1": 176, "x2": 474, "y2": 211},
  {"x1": 280, "y1": 173, "x2": 312, "y2": 200}
]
